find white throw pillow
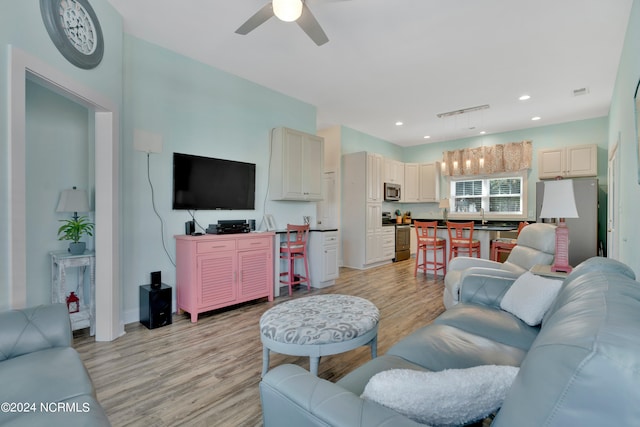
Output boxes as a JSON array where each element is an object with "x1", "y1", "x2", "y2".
[
  {"x1": 500, "y1": 271, "x2": 563, "y2": 326},
  {"x1": 361, "y1": 365, "x2": 519, "y2": 426}
]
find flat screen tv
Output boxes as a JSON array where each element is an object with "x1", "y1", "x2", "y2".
[{"x1": 172, "y1": 152, "x2": 256, "y2": 210}]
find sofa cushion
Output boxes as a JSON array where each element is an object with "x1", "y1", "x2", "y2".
[
  {"x1": 387, "y1": 324, "x2": 526, "y2": 371},
  {"x1": 435, "y1": 304, "x2": 539, "y2": 350},
  {"x1": 500, "y1": 271, "x2": 562, "y2": 326},
  {"x1": 361, "y1": 365, "x2": 519, "y2": 426},
  {"x1": 0, "y1": 347, "x2": 107, "y2": 425}
]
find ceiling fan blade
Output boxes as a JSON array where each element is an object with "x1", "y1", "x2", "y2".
[
  {"x1": 296, "y1": 3, "x2": 329, "y2": 46},
  {"x1": 235, "y1": 3, "x2": 274, "y2": 35}
]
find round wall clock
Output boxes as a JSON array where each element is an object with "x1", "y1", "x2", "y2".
[{"x1": 40, "y1": 0, "x2": 104, "y2": 69}]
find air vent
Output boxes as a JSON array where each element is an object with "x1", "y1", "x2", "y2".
[{"x1": 572, "y1": 87, "x2": 590, "y2": 97}]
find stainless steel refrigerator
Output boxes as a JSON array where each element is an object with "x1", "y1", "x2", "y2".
[{"x1": 536, "y1": 178, "x2": 599, "y2": 267}]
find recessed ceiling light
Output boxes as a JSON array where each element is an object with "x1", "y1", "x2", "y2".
[
  {"x1": 395, "y1": 121, "x2": 403, "y2": 126},
  {"x1": 479, "y1": 131, "x2": 486, "y2": 135},
  {"x1": 531, "y1": 116, "x2": 541, "y2": 121},
  {"x1": 423, "y1": 135, "x2": 431, "y2": 139},
  {"x1": 519, "y1": 95, "x2": 531, "y2": 101}
]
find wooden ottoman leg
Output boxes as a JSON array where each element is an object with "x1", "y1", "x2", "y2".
[{"x1": 262, "y1": 346, "x2": 270, "y2": 377}]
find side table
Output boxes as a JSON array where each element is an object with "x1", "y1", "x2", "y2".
[
  {"x1": 530, "y1": 264, "x2": 569, "y2": 280},
  {"x1": 50, "y1": 250, "x2": 96, "y2": 336}
]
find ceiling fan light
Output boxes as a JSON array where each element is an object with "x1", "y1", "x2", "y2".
[{"x1": 273, "y1": 0, "x2": 303, "y2": 22}]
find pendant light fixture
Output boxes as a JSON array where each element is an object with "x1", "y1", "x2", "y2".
[{"x1": 273, "y1": 0, "x2": 303, "y2": 22}]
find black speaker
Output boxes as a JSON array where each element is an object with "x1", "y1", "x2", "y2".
[
  {"x1": 185, "y1": 220, "x2": 195, "y2": 235},
  {"x1": 151, "y1": 271, "x2": 161, "y2": 289},
  {"x1": 140, "y1": 284, "x2": 172, "y2": 329}
]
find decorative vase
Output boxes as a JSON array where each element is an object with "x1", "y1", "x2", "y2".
[{"x1": 68, "y1": 242, "x2": 86, "y2": 255}]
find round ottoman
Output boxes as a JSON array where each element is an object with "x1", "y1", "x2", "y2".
[{"x1": 260, "y1": 294, "x2": 380, "y2": 376}]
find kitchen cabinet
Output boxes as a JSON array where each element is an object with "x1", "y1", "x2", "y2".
[
  {"x1": 538, "y1": 144, "x2": 597, "y2": 179},
  {"x1": 382, "y1": 226, "x2": 396, "y2": 260},
  {"x1": 270, "y1": 127, "x2": 324, "y2": 201},
  {"x1": 403, "y1": 163, "x2": 420, "y2": 202},
  {"x1": 308, "y1": 230, "x2": 339, "y2": 288},
  {"x1": 367, "y1": 153, "x2": 383, "y2": 202},
  {"x1": 175, "y1": 233, "x2": 274, "y2": 322},
  {"x1": 342, "y1": 152, "x2": 394, "y2": 269},
  {"x1": 384, "y1": 158, "x2": 404, "y2": 186},
  {"x1": 404, "y1": 162, "x2": 440, "y2": 202}
]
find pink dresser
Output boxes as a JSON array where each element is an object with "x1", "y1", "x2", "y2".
[{"x1": 175, "y1": 233, "x2": 274, "y2": 322}]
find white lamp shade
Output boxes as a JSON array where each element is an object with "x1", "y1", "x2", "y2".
[
  {"x1": 56, "y1": 188, "x2": 90, "y2": 213},
  {"x1": 439, "y1": 199, "x2": 450, "y2": 209},
  {"x1": 539, "y1": 179, "x2": 579, "y2": 219},
  {"x1": 273, "y1": 0, "x2": 303, "y2": 22}
]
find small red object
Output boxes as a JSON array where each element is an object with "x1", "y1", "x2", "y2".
[{"x1": 66, "y1": 292, "x2": 80, "y2": 314}]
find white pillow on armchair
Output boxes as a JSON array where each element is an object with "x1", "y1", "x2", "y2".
[{"x1": 500, "y1": 271, "x2": 563, "y2": 326}]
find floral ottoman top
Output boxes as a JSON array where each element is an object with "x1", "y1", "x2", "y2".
[{"x1": 260, "y1": 295, "x2": 380, "y2": 346}]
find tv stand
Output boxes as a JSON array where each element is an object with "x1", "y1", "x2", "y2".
[{"x1": 175, "y1": 233, "x2": 274, "y2": 322}]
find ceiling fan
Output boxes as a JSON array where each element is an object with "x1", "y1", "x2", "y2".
[{"x1": 235, "y1": 0, "x2": 329, "y2": 46}]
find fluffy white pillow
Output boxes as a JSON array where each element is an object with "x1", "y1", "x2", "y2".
[
  {"x1": 361, "y1": 365, "x2": 519, "y2": 426},
  {"x1": 500, "y1": 271, "x2": 563, "y2": 326}
]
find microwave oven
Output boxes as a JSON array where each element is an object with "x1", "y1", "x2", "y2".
[{"x1": 384, "y1": 183, "x2": 401, "y2": 201}]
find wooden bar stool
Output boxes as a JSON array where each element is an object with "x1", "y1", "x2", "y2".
[
  {"x1": 279, "y1": 224, "x2": 311, "y2": 296},
  {"x1": 446, "y1": 221, "x2": 481, "y2": 261},
  {"x1": 414, "y1": 221, "x2": 447, "y2": 278},
  {"x1": 490, "y1": 221, "x2": 529, "y2": 262}
]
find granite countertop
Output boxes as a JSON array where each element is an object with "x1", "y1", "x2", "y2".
[
  {"x1": 274, "y1": 227, "x2": 338, "y2": 234},
  {"x1": 411, "y1": 219, "x2": 520, "y2": 232}
]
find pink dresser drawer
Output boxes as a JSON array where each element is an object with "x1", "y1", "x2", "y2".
[
  {"x1": 197, "y1": 239, "x2": 236, "y2": 254},
  {"x1": 238, "y1": 237, "x2": 270, "y2": 250}
]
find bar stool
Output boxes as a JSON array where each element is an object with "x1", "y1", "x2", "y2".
[
  {"x1": 490, "y1": 221, "x2": 529, "y2": 262},
  {"x1": 414, "y1": 221, "x2": 447, "y2": 278},
  {"x1": 446, "y1": 221, "x2": 481, "y2": 261},
  {"x1": 279, "y1": 224, "x2": 311, "y2": 296}
]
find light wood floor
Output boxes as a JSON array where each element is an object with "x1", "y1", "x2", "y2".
[{"x1": 74, "y1": 259, "x2": 446, "y2": 427}]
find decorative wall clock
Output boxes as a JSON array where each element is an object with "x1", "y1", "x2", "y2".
[{"x1": 40, "y1": 0, "x2": 104, "y2": 69}]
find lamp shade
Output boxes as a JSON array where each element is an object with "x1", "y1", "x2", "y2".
[
  {"x1": 439, "y1": 199, "x2": 450, "y2": 209},
  {"x1": 539, "y1": 179, "x2": 578, "y2": 219},
  {"x1": 273, "y1": 0, "x2": 303, "y2": 22},
  {"x1": 56, "y1": 188, "x2": 90, "y2": 213}
]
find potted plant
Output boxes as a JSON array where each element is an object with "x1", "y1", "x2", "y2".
[{"x1": 57, "y1": 216, "x2": 94, "y2": 255}]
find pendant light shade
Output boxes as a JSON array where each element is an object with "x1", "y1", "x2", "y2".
[{"x1": 273, "y1": 0, "x2": 303, "y2": 22}]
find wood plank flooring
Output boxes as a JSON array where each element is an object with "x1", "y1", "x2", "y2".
[{"x1": 73, "y1": 259, "x2": 446, "y2": 427}]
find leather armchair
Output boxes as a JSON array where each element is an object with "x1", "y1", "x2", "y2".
[{"x1": 443, "y1": 222, "x2": 556, "y2": 309}]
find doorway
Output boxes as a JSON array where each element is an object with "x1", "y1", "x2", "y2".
[{"x1": 9, "y1": 46, "x2": 122, "y2": 341}]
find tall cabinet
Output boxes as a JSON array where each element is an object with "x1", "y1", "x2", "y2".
[{"x1": 343, "y1": 152, "x2": 393, "y2": 269}]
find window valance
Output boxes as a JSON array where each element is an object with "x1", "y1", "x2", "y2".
[{"x1": 442, "y1": 140, "x2": 532, "y2": 176}]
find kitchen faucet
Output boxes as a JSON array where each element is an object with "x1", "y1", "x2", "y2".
[{"x1": 481, "y1": 208, "x2": 486, "y2": 225}]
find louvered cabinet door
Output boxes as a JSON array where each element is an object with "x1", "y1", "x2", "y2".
[
  {"x1": 197, "y1": 253, "x2": 237, "y2": 307},
  {"x1": 237, "y1": 249, "x2": 271, "y2": 302}
]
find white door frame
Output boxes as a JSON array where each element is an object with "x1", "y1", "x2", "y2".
[
  {"x1": 9, "y1": 46, "x2": 122, "y2": 341},
  {"x1": 607, "y1": 139, "x2": 620, "y2": 260}
]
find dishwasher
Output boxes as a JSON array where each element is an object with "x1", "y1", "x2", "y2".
[{"x1": 395, "y1": 224, "x2": 411, "y2": 261}]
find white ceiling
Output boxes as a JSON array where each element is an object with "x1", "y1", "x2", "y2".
[{"x1": 105, "y1": 0, "x2": 633, "y2": 147}]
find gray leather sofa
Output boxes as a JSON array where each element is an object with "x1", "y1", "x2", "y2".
[
  {"x1": 260, "y1": 257, "x2": 640, "y2": 426},
  {"x1": 0, "y1": 304, "x2": 110, "y2": 426}
]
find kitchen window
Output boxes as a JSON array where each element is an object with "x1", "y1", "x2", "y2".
[{"x1": 449, "y1": 172, "x2": 526, "y2": 218}]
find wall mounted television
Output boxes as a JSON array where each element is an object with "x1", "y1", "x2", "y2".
[{"x1": 172, "y1": 152, "x2": 256, "y2": 210}]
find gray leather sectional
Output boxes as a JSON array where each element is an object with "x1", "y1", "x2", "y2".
[
  {"x1": 0, "y1": 303, "x2": 110, "y2": 426},
  {"x1": 260, "y1": 257, "x2": 640, "y2": 426}
]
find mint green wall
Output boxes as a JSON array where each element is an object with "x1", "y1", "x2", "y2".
[
  {"x1": 25, "y1": 81, "x2": 92, "y2": 306},
  {"x1": 120, "y1": 36, "x2": 319, "y2": 321},
  {"x1": 0, "y1": 0, "x2": 123, "y2": 310},
  {"x1": 340, "y1": 126, "x2": 404, "y2": 159},
  {"x1": 608, "y1": 0, "x2": 640, "y2": 275}
]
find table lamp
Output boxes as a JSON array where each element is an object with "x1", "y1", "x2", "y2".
[
  {"x1": 439, "y1": 198, "x2": 450, "y2": 222},
  {"x1": 56, "y1": 187, "x2": 90, "y2": 220},
  {"x1": 539, "y1": 179, "x2": 579, "y2": 273}
]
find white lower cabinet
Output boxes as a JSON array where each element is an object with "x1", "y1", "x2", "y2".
[
  {"x1": 382, "y1": 227, "x2": 396, "y2": 260},
  {"x1": 308, "y1": 231, "x2": 339, "y2": 288}
]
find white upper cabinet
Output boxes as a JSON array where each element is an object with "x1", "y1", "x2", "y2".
[
  {"x1": 270, "y1": 127, "x2": 324, "y2": 201},
  {"x1": 366, "y1": 153, "x2": 383, "y2": 202},
  {"x1": 404, "y1": 162, "x2": 439, "y2": 203},
  {"x1": 538, "y1": 144, "x2": 597, "y2": 179},
  {"x1": 384, "y1": 158, "x2": 404, "y2": 185}
]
